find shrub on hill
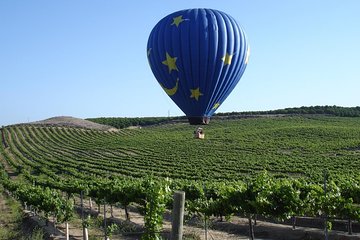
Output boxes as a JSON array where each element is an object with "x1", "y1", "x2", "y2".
[
  {"x1": 87, "y1": 106, "x2": 360, "y2": 129},
  {"x1": 216, "y1": 106, "x2": 360, "y2": 117},
  {"x1": 86, "y1": 116, "x2": 186, "y2": 129}
]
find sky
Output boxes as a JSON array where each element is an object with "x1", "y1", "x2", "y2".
[{"x1": 1, "y1": 1, "x2": 360, "y2": 126}]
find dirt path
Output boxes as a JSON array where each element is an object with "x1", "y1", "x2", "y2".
[
  {"x1": 65, "y1": 198, "x2": 251, "y2": 240},
  {"x1": 70, "y1": 198, "x2": 360, "y2": 240}
]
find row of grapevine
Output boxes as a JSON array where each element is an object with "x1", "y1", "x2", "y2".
[
  {"x1": 1, "y1": 153, "x2": 360, "y2": 238},
  {"x1": 16, "y1": 168, "x2": 360, "y2": 238},
  {"x1": 0, "y1": 165, "x2": 171, "y2": 239},
  {"x1": 4, "y1": 119, "x2": 360, "y2": 182},
  {"x1": 1, "y1": 116, "x2": 360, "y2": 239},
  {"x1": 0, "y1": 165, "x2": 73, "y2": 237}
]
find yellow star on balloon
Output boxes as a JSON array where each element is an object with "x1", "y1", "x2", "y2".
[
  {"x1": 190, "y1": 87, "x2": 203, "y2": 101},
  {"x1": 212, "y1": 102, "x2": 220, "y2": 109},
  {"x1": 171, "y1": 15, "x2": 185, "y2": 27},
  {"x1": 162, "y1": 52, "x2": 178, "y2": 73},
  {"x1": 222, "y1": 52, "x2": 233, "y2": 65}
]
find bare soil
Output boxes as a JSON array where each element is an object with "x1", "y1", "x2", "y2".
[{"x1": 61, "y1": 199, "x2": 360, "y2": 240}]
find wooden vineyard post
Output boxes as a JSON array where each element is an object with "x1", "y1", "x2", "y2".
[
  {"x1": 171, "y1": 191, "x2": 185, "y2": 240},
  {"x1": 204, "y1": 217, "x2": 208, "y2": 240},
  {"x1": 81, "y1": 191, "x2": 89, "y2": 240},
  {"x1": 84, "y1": 228, "x2": 89, "y2": 240},
  {"x1": 104, "y1": 203, "x2": 108, "y2": 240},
  {"x1": 81, "y1": 191, "x2": 85, "y2": 239},
  {"x1": 323, "y1": 171, "x2": 328, "y2": 240},
  {"x1": 248, "y1": 216, "x2": 255, "y2": 240},
  {"x1": 292, "y1": 216, "x2": 296, "y2": 230},
  {"x1": 80, "y1": 191, "x2": 84, "y2": 220},
  {"x1": 89, "y1": 197, "x2": 93, "y2": 211},
  {"x1": 65, "y1": 222, "x2": 69, "y2": 240},
  {"x1": 348, "y1": 218, "x2": 353, "y2": 235}
]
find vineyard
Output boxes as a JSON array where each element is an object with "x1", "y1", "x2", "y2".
[{"x1": 1, "y1": 115, "x2": 360, "y2": 239}]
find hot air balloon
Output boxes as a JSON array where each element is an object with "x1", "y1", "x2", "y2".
[{"x1": 147, "y1": 8, "x2": 250, "y2": 125}]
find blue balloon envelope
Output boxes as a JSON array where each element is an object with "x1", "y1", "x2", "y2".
[{"x1": 147, "y1": 8, "x2": 250, "y2": 124}]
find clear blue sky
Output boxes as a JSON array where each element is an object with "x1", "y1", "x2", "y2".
[{"x1": 1, "y1": 1, "x2": 360, "y2": 126}]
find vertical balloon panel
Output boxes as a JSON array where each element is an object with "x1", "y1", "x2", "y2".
[{"x1": 147, "y1": 8, "x2": 249, "y2": 125}]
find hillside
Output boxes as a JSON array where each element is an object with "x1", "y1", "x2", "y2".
[
  {"x1": 3, "y1": 115, "x2": 360, "y2": 181},
  {"x1": 27, "y1": 116, "x2": 118, "y2": 131},
  {"x1": 1, "y1": 114, "x2": 360, "y2": 239}
]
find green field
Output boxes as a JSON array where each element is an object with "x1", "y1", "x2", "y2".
[
  {"x1": 1, "y1": 114, "x2": 360, "y2": 239},
  {"x1": 2, "y1": 115, "x2": 360, "y2": 182}
]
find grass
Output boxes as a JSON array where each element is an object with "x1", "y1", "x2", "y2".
[
  {"x1": 0, "y1": 186, "x2": 47, "y2": 240},
  {"x1": 20, "y1": 227, "x2": 45, "y2": 240},
  {"x1": 0, "y1": 186, "x2": 24, "y2": 239}
]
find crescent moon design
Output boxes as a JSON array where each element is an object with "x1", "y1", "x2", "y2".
[{"x1": 160, "y1": 78, "x2": 179, "y2": 96}]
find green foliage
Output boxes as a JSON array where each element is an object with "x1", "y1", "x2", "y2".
[
  {"x1": 82, "y1": 215, "x2": 92, "y2": 228},
  {"x1": 106, "y1": 223, "x2": 119, "y2": 238},
  {"x1": 0, "y1": 187, "x2": 23, "y2": 239},
  {"x1": 216, "y1": 105, "x2": 360, "y2": 117},
  {"x1": 4, "y1": 116, "x2": 360, "y2": 181},
  {"x1": 261, "y1": 178, "x2": 301, "y2": 220},
  {"x1": 1, "y1": 115, "x2": 360, "y2": 236},
  {"x1": 86, "y1": 116, "x2": 185, "y2": 129},
  {"x1": 0, "y1": 175, "x2": 73, "y2": 223},
  {"x1": 141, "y1": 178, "x2": 171, "y2": 240}
]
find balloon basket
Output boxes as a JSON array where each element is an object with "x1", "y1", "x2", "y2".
[{"x1": 194, "y1": 127, "x2": 205, "y2": 139}]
